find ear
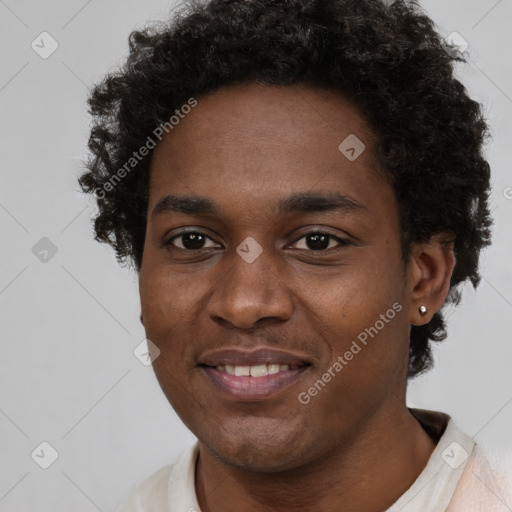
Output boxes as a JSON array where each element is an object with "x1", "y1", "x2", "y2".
[
  {"x1": 407, "y1": 233, "x2": 456, "y2": 326},
  {"x1": 140, "y1": 313, "x2": 145, "y2": 326}
]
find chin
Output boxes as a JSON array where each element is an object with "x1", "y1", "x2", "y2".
[
  {"x1": 211, "y1": 442, "x2": 305, "y2": 472},
  {"x1": 198, "y1": 416, "x2": 316, "y2": 472}
]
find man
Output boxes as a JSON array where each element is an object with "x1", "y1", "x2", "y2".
[{"x1": 79, "y1": 0, "x2": 509, "y2": 510}]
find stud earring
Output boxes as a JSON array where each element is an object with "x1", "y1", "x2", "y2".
[{"x1": 419, "y1": 305, "x2": 427, "y2": 316}]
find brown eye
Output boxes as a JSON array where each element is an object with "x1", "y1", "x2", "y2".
[
  {"x1": 166, "y1": 231, "x2": 220, "y2": 250},
  {"x1": 291, "y1": 231, "x2": 352, "y2": 251}
]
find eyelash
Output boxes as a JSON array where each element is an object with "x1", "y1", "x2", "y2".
[{"x1": 164, "y1": 229, "x2": 353, "y2": 252}]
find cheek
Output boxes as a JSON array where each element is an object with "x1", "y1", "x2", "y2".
[
  {"x1": 301, "y1": 301, "x2": 408, "y2": 430},
  {"x1": 140, "y1": 261, "x2": 202, "y2": 328},
  {"x1": 308, "y1": 255, "x2": 401, "y2": 326},
  {"x1": 305, "y1": 251, "x2": 408, "y2": 380},
  {"x1": 139, "y1": 262, "x2": 212, "y2": 383}
]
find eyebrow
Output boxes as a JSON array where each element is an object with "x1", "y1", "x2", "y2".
[{"x1": 151, "y1": 192, "x2": 367, "y2": 218}]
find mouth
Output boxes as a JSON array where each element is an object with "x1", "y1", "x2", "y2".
[
  {"x1": 207, "y1": 362, "x2": 303, "y2": 376},
  {"x1": 200, "y1": 365, "x2": 311, "y2": 401},
  {"x1": 197, "y1": 348, "x2": 312, "y2": 401}
]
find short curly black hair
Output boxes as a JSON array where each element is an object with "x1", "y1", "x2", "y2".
[{"x1": 79, "y1": 0, "x2": 492, "y2": 378}]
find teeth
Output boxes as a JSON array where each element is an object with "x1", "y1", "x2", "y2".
[
  {"x1": 215, "y1": 363, "x2": 292, "y2": 376},
  {"x1": 234, "y1": 366, "x2": 250, "y2": 376},
  {"x1": 250, "y1": 364, "x2": 268, "y2": 377}
]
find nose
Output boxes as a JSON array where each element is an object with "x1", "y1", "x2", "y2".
[{"x1": 207, "y1": 247, "x2": 293, "y2": 330}]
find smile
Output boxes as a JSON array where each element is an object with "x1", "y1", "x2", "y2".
[
  {"x1": 200, "y1": 363, "x2": 310, "y2": 400},
  {"x1": 213, "y1": 363, "x2": 300, "y2": 377}
]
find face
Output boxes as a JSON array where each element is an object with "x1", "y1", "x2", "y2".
[{"x1": 139, "y1": 82, "x2": 413, "y2": 471}]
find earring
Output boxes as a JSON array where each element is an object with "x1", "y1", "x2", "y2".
[{"x1": 419, "y1": 305, "x2": 427, "y2": 316}]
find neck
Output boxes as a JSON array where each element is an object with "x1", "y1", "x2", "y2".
[{"x1": 195, "y1": 405, "x2": 437, "y2": 512}]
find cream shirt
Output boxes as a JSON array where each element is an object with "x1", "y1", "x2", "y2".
[{"x1": 116, "y1": 409, "x2": 511, "y2": 512}]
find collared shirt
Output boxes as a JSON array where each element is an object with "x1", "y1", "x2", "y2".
[{"x1": 116, "y1": 409, "x2": 511, "y2": 512}]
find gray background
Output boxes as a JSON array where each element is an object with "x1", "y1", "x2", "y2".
[{"x1": 0, "y1": 0, "x2": 511, "y2": 510}]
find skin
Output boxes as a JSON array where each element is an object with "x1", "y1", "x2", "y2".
[{"x1": 138, "y1": 81, "x2": 456, "y2": 512}]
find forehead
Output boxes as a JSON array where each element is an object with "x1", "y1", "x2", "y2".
[{"x1": 149, "y1": 82, "x2": 388, "y2": 213}]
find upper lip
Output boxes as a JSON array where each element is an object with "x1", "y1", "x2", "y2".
[{"x1": 198, "y1": 347, "x2": 312, "y2": 367}]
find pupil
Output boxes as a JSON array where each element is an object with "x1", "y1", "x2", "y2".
[
  {"x1": 180, "y1": 233, "x2": 331, "y2": 250},
  {"x1": 307, "y1": 233, "x2": 329, "y2": 250},
  {"x1": 183, "y1": 232, "x2": 205, "y2": 249}
]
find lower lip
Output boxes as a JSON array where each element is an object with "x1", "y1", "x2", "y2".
[{"x1": 201, "y1": 366, "x2": 310, "y2": 401}]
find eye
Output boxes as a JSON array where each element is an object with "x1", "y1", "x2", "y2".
[
  {"x1": 164, "y1": 229, "x2": 352, "y2": 252},
  {"x1": 165, "y1": 230, "x2": 220, "y2": 250},
  {"x1": 291, "y1": 231, "x2": 352, "y2": 251}
]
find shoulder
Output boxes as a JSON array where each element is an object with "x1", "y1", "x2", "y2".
[
  {"x1": 448, "y1": 444, "x2": 512, "y2": 511},
  {"x1": 115, "y1": 464, "x2": 174, "y2": 512},
  {"x1": 114, "y1": 441, "x2": 200, "y2": 512}
]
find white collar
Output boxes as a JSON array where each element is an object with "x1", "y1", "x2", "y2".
[{"x1": 163, "y1": 409, "x2": 475, "y2": 511}]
